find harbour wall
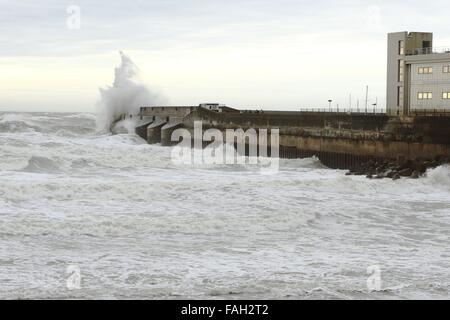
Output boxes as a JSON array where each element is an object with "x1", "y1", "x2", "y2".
[{"x1": 131, "y1": 106, "x2": 450, "y2": 169}]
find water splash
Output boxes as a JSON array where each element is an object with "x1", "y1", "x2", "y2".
[
  {"x1": 425, "y1": 165, "x2": 450, "y2": 189},
  {"x1": 96, "y1": 51, "x2": 164, "y2": 133}
]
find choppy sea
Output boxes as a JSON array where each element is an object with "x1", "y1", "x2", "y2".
[{"x1": 0, "y1": 112, "x2": 449, "y2": 299}]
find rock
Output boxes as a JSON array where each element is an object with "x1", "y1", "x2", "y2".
[
  {"x1": 423, "y1": 161, "x2": 432, "y2": 168},
  {"x1": 376, "y1": 166, "x2": 385, "y2": 173},
  {"x1": 429, "y1": 161, "x2": 439, "y2": 168},
  {"x1": 385, "y1": 169, "x2": 395, "y2": 178},
  {"x1": 411, "y1": 160, "x2": 426, "y2": 173},
  {"x1": 411, "y1": 171, "x2": 420, "y2": 179},
  {"x1": 398, "y1": 159, "x2": 413, "y2": 171},
  {"x1": 354, "y1": 156, "x2": 450, "y2": 180},
  {"x1": 399, "y1": 168, "x2": 413, "y2": 177}
]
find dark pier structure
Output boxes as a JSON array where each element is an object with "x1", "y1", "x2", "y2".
[{"x1": 122, "y1": 103, "x2": 450, "y2": 176}]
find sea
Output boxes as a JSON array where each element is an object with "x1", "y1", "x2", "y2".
[{"x1": 0, "y1": 112, "x2": 449, "y2": 299}]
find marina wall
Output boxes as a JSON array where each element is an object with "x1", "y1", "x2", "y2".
[{"x1": 130, "y1": 107, "x2": 450, "y2": 169}]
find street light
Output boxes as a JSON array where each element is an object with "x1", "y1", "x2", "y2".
[
  {"x1": 372, "y1": 102, "x2": 378, "y2": 113},
  {"x1": 328, "y1": 99, "x2": 332, "y2": 112}
]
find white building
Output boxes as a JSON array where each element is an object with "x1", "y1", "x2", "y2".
[{"x1": 387, "y1": 31, "x2": 450, "y2": 115}]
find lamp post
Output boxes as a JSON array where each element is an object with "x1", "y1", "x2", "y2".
[
  {"x1": 328, "y1": 100, "x2": 332, "y2": 112},
  {"x1": 365, "y1": 85, "x2": 369, "y2": 114}
]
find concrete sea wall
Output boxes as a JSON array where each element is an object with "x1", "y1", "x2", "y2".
[{"x1": 131, "y1": 106, "x2": 450, "y2": 170}]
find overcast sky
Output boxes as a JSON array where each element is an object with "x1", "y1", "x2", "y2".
[{"x1": 1, "y1": 0, "x2": 450, "y2": 112}]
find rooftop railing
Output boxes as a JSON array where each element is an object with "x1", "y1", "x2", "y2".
[{"x1": 406, "y1": 46, "x2": 450, "y2": 56}]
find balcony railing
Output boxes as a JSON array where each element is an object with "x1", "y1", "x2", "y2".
[{"x1": 406, "y1": 46, "x2": 450, "y2": 56}]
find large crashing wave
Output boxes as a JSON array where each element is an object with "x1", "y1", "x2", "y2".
[{"x1": 96, "y1": 51, "x2": 165, "y2": 133}]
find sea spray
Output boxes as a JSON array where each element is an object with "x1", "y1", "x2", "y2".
[
  {"x1": 96, "y1": 51, "x2": 165, "y2": 133},
  {"x1": 425, "y1": 164, "x2": 450, "y2": 189}
]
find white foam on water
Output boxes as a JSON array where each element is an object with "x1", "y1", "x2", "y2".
[{"x1": 0, "y1": 112, "x2": 450, "y2": 299}]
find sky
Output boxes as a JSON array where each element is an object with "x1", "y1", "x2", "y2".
[{"x1": 1, "y1": 0, "x2": 450, "y2": 112}]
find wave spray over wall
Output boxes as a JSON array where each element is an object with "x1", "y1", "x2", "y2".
[{"x1": 96, "y1": 51, "x2": 164, "y2": 133}]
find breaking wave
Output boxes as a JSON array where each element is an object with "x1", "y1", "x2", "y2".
[
  {"x1": 20, "y1": 156, "x2": 61, "y2": 173},
  {"x1": 0, "y1": 112, "x2": 96, "y2": 135},
  {"x1": 96, "y1": 52, "x2": 165, "y2": 132},
  {"x1": 279, "y1": 156, "x2": 327, "y2": 169},
  {"x1": 424, "y1": 165, "x2": 450, "y2": 189},
  {"x1": 0, "y1": 113, "x2": 40, "y2": 133}
]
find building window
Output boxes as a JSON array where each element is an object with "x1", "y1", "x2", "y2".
[
  {"x1": 399, "y1": 40, "x2": 405, "y2": 55},
  {"x1": 418, "y1": 92, "x2": 433, "y2": 100},
  {"x1": 443, "y1": 66, "x2": 450, "y2": 73},
  {"x1": 443, "y1": 92, "x2": 450, "y2": 99},
  {"x1": 398, "y1": 60, "x2": 404, "y2": 82},
  {"x1": 398, "y1": 86, "x2": 404, "y2": 107},
  {"x1": 418, "y1": 67, "x2": 433, "y2": 74}
]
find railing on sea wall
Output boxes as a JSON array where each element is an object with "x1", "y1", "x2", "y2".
[
  {"x1": 241, "y1": 108, "x2": 388, "y2": 115},
  {"x1": 408, "y1": 109, "x2": 450, "y2": 116},
  {"x1": 134, "y1": 107, "x2": 450, "y2": 120},
  {"x1": 240, "y1": 108, "x2": 450, "y2": 117}
]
